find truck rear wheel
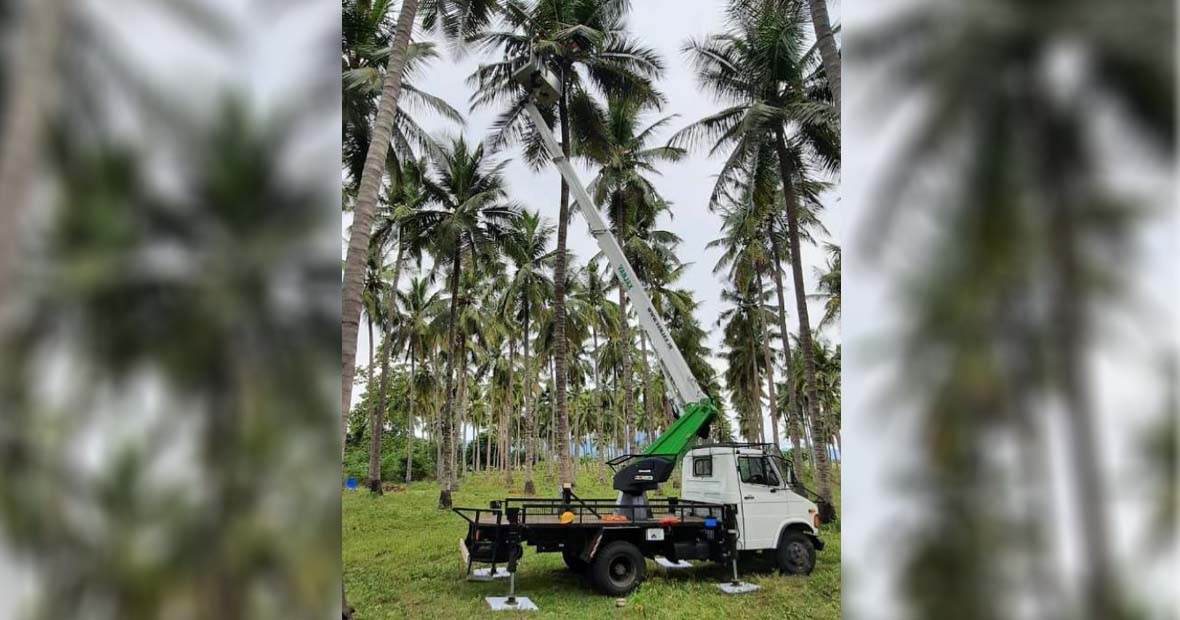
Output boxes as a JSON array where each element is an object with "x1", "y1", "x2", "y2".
[
  {"x1": 776, "y1": 530, "x2": 816, "y2": 575},
  {"x1": 589, "y1": 540, "x2": 646, "y2": 596}
]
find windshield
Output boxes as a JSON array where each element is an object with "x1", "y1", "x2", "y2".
[
  {"x1": 737, "y1": 455, "x2": 782, "y2": 487},
  {"x1": 770, "y1": 455, "x2": 793, "y2": 487}
]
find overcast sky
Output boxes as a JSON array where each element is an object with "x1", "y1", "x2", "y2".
[{"x1": 351, "y1": 0, "x2": 843, "y2": 440}]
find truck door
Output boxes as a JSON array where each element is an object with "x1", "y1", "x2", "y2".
[{"x1": 735, "y1": 455, "x2": 790, "y2": 550}]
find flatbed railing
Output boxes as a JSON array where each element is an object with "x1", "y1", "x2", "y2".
[{"x1": 454, "y1": 490, "x2": 729, "y2": 528}]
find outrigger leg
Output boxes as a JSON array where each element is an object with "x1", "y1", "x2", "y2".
[
  {"x1": 486, "y1": 548, "x2": 537, "y2": 611},
  {"x1": 717, "y1": 556, "x2": 760, "y2": 594}
]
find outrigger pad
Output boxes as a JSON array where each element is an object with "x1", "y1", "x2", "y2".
[
  {"x1": 654, "y1": 557, "x2": 693, "y2": 569},
  {"x1": 486, "y1": 596, "x2": 538, "y2": 611},
  {"x1": 717, "y1": 581, "x2": 761, "y2": 594},
  {"x1": 468, "y1": 567, "x2": 512, "y2": 581}
]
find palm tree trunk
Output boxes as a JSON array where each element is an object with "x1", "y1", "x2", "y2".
[
  {"x1": 774, "y1": 128, "x2": 833, "y2": 509},
  {"x1": 372, "y1": 239, "x2": 410, "y2": 491},
  {"x1": 770, "y1": 234, "x2": 803, "y2": 457},
  {"x1": 614, "y1": 199, "x2": 635, "y2": 456},
  {"x1": 748, "y1": 314, "x2": 766, "y2": 443},
  {"x1": 548, "y1": 355, "x2": 557, "y2": 480},
  {"x1": 505, "y1": 336, "x2": 515, "y2": 484},
  {"x1": 434, "y1": 385, "x2": 443, "y2": 481},
  {"x1": 457, "y1": 338, "x2": 468, "y2": 482},
  {"x1": 523, "y1": 300, "x2": 536, "y2": 494},
  {"x1": 0, "y1": 0, "x2": 64, "y2": 302},
  {"x1": 571, "y1": 410, "x2": 578, "y2": 461},
  {"x1": 368, "y1": 312, "x2": 394, "y2": 494},
  {"x1": 757, "y1": 272, "x2": 781, "y2": 448},
  {"x1": 404, "y1": 346, "x2": 416, "y2": 483},
  {"x1": 514, "y1": 378, "x2": 522, "y2": 472},
  {"x1": 552, "y1": 81, "x2": 574, "y2": 488},
  {"x1": 1045, "y1": 172, "x2": 1117, "y2": 618},
  {"x1": 341, "y1": 0, "x2": 421, "y2": 451},
  {"x1": 473, "y1": 413, "x2": 480, "y2": 473},
  {"x1": 365, "y1": 314, "x2": 375, "y2": 447},
  {"x1": 437, "y1": 250, "x2": 462, "y2": 509},
  {"x1": 805, "y1": 0, "x2": 840, "y2": 108},
  {"x1": 639, "y1": 333, "x2": 653, "y2": 450},
  {"x1": 592, "y1": 326, "x2": 606, "y2": 483},
  {"x1": 485, "y1": 423, "x2": 493, "y2": 471},
  {"x1": 799, "y1": 403, "x2": 813, "y2": 473},
  {"x1": 611, "y1": 372, "x2": 620, "y2": 459}
]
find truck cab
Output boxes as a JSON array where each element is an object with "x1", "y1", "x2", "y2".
[{"x1": 680, "y1": 444, "x2": 824, "y2": 572}]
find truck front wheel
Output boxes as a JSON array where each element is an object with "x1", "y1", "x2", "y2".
[
  {"x1": 589, "y1": 540, "x2": 646, "y2": 596},
  {"x1": 776, "y1": 530, "x2": 816, "y2": 575}
]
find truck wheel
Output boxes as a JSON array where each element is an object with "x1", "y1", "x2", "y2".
[
  {"x1": 589, "y1": 541, "x2": 646, "y2": 596},
  {"x1": 776, "y1": 530, "x2": 816, "y2": 575},
  {"x1": 562, "y1": 545, "x2": 589, "y2": 573}
]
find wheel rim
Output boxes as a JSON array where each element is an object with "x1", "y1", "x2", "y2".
[
  {"x1": 609, "y1": 556, "x2": 635, "y2": 585},
  {"x1": 787, "y1": 542, "x2": 807, "y2": 571}
]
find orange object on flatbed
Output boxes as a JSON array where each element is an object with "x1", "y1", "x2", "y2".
[
  {"x1": 602, "y1": 514, "x2": 629, "y2": 523},
  {"x1": 659, "y1": 516, "x2": 681, "y2": 526}
]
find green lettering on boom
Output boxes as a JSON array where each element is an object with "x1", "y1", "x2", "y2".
[{"x1": 617, "y1": 266, "x2": 634, "y2": 289}]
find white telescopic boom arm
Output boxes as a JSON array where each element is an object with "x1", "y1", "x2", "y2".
[{"x1": 522, "y1": 101, "x2": 707, "y2": 409}]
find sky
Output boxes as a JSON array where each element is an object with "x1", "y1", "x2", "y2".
[{"x1": 350, "y1": 0, "x2": 844, "y2": 441}]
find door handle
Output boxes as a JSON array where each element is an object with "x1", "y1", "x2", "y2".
[{"x1": 743, "y1": 495, "x2": 754, "y2": 500}]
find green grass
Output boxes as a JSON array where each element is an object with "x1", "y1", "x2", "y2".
[{"x1": 343, "y1": 468, "x2": 840, "y2": 620}]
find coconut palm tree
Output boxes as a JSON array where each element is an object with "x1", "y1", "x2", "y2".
[
  {"x1": 538, "y1": 261, "x2": 593, "y2": 468},
  {"x1": 342, "y1": 0, "x2": 462, "y2": 190},
  {"x1": 718, "y1": 284, "x2": 774, "y2": 442},
  {"x1": 708, "y1": 193, "x2": 790, "y2": 450},
  {"x1": 663, "y1": 287, "x2": 731, "y2": 446},
  {"x1": 392, "y1": 275, "x2": 443, "y2": 483},
  {"x1": 572, "y1": 93, "x2": 684, "y2": 454},
  {"x1": 573, "y1": 262, "x2": 617, "y2": 481},
  {"x1": 813, "y1": 242, "x2": 840, "y2": 329},
  {"x1": 499, "y1": 209, "x2": 555, "y2": 493},
  {"x1": 365, "y1": 266, "x2": 396, "y2": 494},
  {"x1": 16, "y1": 101, "x2": 340, "y2": 620},
  {"x1": 857, "y1": 0, "x2": 1171, "y2": 614},
  {"x1": 678, "y1": 0, "x2": 839, "y2": 511},
  {"x1": 452, "y1": 257, "x2": 505, "y2": 479},
  {"x1": 359, "y1": 157, "x2": 435, "y2": 493},
  {"x1": 730, "y1": 0, "x2": 839, "y2": 107},
  {"x1": 402, "y1": 136, "x2": 519, "y2": 508},
  {"x1": 341, "y1": 0, "x2": 501, "y2": 462},
  {"x1": 469, "y1": 0, "x2": 665, "y2": 487},
  {"x1": 342, "y1": 0, "x2": 428, "y2": 451}
]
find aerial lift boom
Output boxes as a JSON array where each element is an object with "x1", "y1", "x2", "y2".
[{"x1": 512, "y1": 60, "x2": 717, "y2": 502}]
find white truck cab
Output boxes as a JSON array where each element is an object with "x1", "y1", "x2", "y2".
[{"x1": 680, "y1": 444, "x2": 824, "y2": 573}]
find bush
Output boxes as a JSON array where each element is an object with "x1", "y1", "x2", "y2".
[{"x1": 343, "y1": 432, "x2": 437, "y2": 485}]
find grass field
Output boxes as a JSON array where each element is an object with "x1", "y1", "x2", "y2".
[{"x1": 343, "y1": 467, "x2": 840, "y2": 620}]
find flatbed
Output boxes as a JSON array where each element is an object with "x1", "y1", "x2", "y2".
[{"x1": 455, "y1": 487, "x2": 741, "y2": 596}]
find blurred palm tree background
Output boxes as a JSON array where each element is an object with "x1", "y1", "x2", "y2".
[
  {"x1": 844, "y1": 0, "x2": 1175, "y2": 619},
  {"x1": 0, "y1": 0, "x2": 341, "y2": 618}
]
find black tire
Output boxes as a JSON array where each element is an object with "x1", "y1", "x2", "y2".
[
  {"x1": 589, "y1": 540, "x2": 646, "y2": 596},
  {"x1": 562, "y1": 545, "x2": 589, "y2": 573},
  {"x1": 776, "y1": 530, "x2": 816, "y2": 575}
]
